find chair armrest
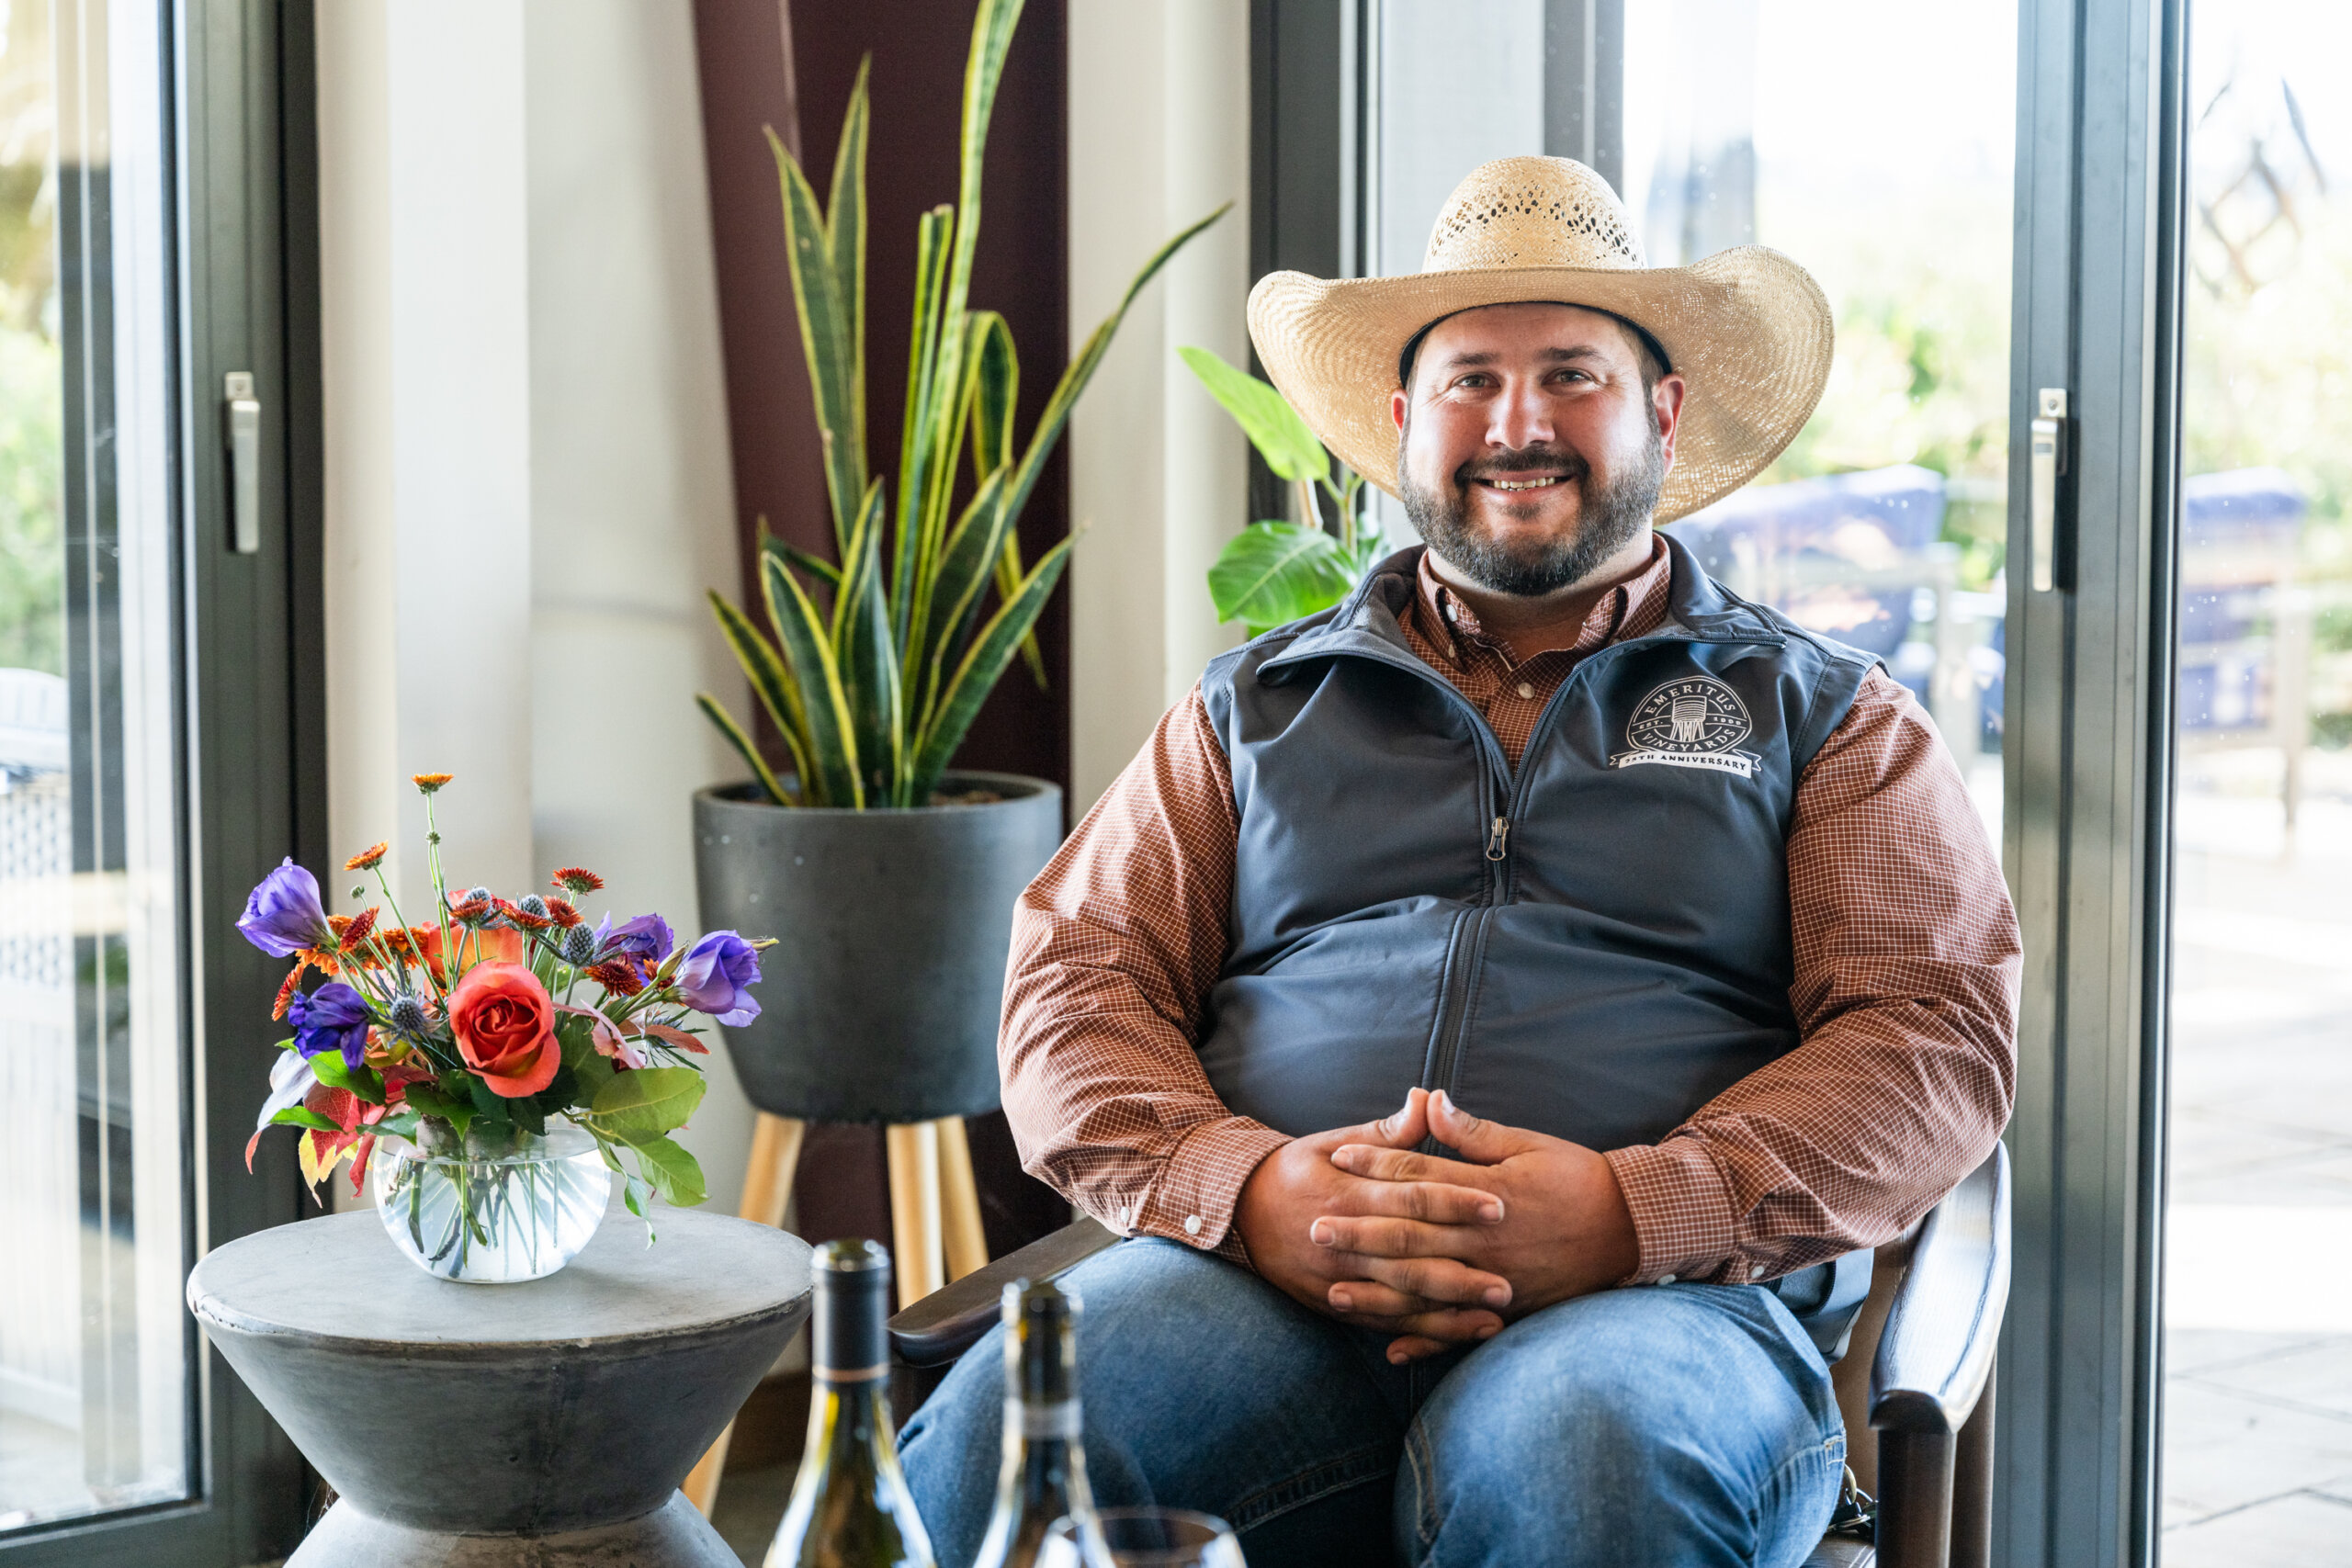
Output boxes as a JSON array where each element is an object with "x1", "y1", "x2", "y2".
[
  {"x1": 888, "y1": 1217, "x2": 1121, "y2": 1368},
  {"x1": 1871, "y1": 1142, "x2": 2011, "y2": 1435}
]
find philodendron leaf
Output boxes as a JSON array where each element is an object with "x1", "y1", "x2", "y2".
[
  {"x1": 1208, "y1": 522, "x2": 1362, "y2": 634},
  {"x1": 586, "y1": 1066, "x2": 707, "y2": 1138},
  {"x1": 1178, "y1": 346, "x2": 1329, "y2": 484},
  {"x1": 620, "y1": 1132, "x2": 707, "y2": 1208}
]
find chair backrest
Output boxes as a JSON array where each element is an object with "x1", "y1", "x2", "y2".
[{"x1": 1828, "y1": 1230, "x2": 1918, "y2": 1496}]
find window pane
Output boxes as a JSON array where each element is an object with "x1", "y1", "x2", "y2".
[
  {"x1": 0, "y1": 0, "x2": 183, "y2": 1533},
  {"x1": 1631, "y1": 0, "x2": 2016, "y2": 848},
  {"x1": 2163, "y1": 6, "x2": 2352, "y2": 1561}
]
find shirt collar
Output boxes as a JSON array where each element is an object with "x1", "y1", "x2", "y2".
[{"x1": 1410, "y1": 532, "x2": 1675, "y2": 667}]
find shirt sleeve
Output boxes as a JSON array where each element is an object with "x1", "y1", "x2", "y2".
[
  {"x1": 1602, "y1": 669, "x2": 2021, "y2": 1286},
  {"x1": 999, "y1": 684, "x2": 1291, "y2": 1260}
]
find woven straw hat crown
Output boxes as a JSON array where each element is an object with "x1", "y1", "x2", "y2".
[{"x1": 1246, "y1": 155, "x2": 1834, "y2": 523}]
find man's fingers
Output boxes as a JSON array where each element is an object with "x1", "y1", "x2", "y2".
[
  {"x1": 1427, "y1": 1089, "x2": 1547, "y2": 1163},
  {"x1": 1329, "y1": 1144, "x2": 1488, "y2": 1188},
  {"x1": 1328, "y1": 1280, "x2": 1442, "y2": 1318},
  {"x1": 1314, "y1": 1237, "x2": 1512, "y2": 1309},
  {"x1": 1358, "y1": 1086, "x2": 1430, "y2": 1148},
  {"x1": 1387, "y1": 1328, "x2": 1495, "y2": 1364},
  {"x1": 1330, "y1": 1176, "x2": 1501, "y2": 1224}
]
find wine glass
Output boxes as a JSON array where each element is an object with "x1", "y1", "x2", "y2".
[{"x1": 1040, "y1": 1507, "x2": 1245, "y2": 1567}]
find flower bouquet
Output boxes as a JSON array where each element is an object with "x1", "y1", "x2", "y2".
[{"x1": 239, "y1": 773, "x2": 771, "y2": 1281}]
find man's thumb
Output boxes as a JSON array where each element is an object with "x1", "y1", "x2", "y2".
[
  {"x1": 1361, "y1": 1086, "x2": 1430, "y2": 1146},
  {"x1": 1430, "y1": 1089, "x2": 1532, "y2": 1161}
]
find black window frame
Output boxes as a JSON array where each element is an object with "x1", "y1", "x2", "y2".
[{"x1": 3, "y1": 0, "x2": 322, "y2": 1562}]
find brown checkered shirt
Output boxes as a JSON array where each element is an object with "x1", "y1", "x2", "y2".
[{"x1": 1000, "y1": 535, "x2": 2019, "y2": 1286}]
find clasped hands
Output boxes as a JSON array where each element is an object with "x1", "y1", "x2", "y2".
[{"x1": 1231, "y1": 1087, "x2": 1639, "y2": 1363}]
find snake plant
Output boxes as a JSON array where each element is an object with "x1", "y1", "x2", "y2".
[{"x1": 699, "y1": 0, "x2": 1225, "y2": 807}]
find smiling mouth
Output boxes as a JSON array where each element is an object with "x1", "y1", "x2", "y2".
[{"x1": 1476, "y1": 475, "x2": 1569, "y2": 492}]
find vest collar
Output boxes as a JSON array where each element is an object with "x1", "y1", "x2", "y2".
[{"x1": 1260, "y1": 529, "x2": 1784, "y2": 682}]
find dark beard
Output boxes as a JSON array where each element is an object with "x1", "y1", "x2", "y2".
[{"x1": 1400, "y1": 428, "x2": 1665, "y2": 598}]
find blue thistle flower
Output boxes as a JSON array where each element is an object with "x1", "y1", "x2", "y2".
[
  {"x1": 518, "y1": 894, "x2": 549, "y2": 919},
  {"x1": 561, "y1": 924, "x2": 598, "y2": 964},
  {"x1": 387, "y1": 993, "x2": 428, "y2": 1036}
]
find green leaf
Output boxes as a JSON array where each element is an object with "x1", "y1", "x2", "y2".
[
  {"x1": 910, "y1": 533, "x2": 1075, "y2": 801},
  {"x1": 309, "y1": 1050, "x2": 384, "y2": 1106},
  {"x1": 402, "y1": 1083, "x2": 468, "y2": 1122},
  {"x1": 968, "y1": 311, "x2": 1018, "y2": 484},
  {"x1": 619, "y1": 1132, "x2": 707, "y2": 1209},
  {"x1": 1207, "y1": 522, "x2": 1362, "y2": 634},
  {"x1": 268, "y1": 1107, "x2": 342, "y2": 1133},
  {"x1": 508, "y1": 1094, "x2": 547, "y2": 1138},
  {"x1": 912, "y1": 466, "x2": 1010, "y2": 719},
  {"x1": 370, "y1": 1107, "x2": 422, "y2": 1141},
  {"x1": 708, "y1": 591, "x2": 814, "y2": 793},
  {"x1": 762, "y1": 532, "x2": 843, "y2": 591},
  {"x1": 1178, "y1": 346, "x2": 1329, "y2": 484},
  {"x1": 832, "y1": 479, "x2": 903, "y2": 795},
  {"x1": 586, "y1": 1066, "x2": 707, "y2": 1138},
  {"x1": 695, "y1": 693, "x2": 791, "y2": 807},
  {"x1": 823, "y1": 58, "x2": 871, "y2": 554},
  {"x1": 893, "y1": 205, "x2": 956, "y2": 649},
  {"x1": 766, "y1": 124, "x2": 863, "y2": 549},
  {"x1": 762, "y1": 553, "x2": 864, "y2": 807}
]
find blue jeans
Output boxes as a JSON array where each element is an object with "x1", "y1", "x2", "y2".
[{"x1": 900, "y1": 1239, "x2": 1844, "y2": 1567}]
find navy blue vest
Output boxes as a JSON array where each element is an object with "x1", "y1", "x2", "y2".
[{"x1": 1195, "y1": 535, "x2": 1879, "y2": 1349}]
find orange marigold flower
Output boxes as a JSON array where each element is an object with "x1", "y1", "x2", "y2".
[
  {"x1": 585, "y1": 960, "x2": 645, "y2": 997},
  {"x1": 339, "y1": 907, "x2": 379, "y2": 951},
  {"x1": 545, "y1": 897, "x2": 582, "y2": 929},
  {"x1": 552, "y1": 867, "x2": 604, "y2": 894},
  {"x1": 272, "y1": 964, "x2": 304, "y2": 1021},
  {"x1": 344, "y1": 841, "x2": 389, "y2": 872},
  {"x1": 412, "y1": 773, "x2": 453, "y2": 793},
  {"x1": 380, "y1": 926, "x2": 417, "y2": 960},
  {"x1": 496, "y1": 897, "x2": 553, "y2": 932},
  {"x1": 448, "y1": 896, "x2": 492, "y2": 923},
  {"x1": 298, "y1": 945, "x2": 340, "y2": 977}
]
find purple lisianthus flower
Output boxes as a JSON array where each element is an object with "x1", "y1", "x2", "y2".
[
  {"x1": 674, "y1": 931, "x2": 762, "y2": 1027},
  {"x1": 288, "y1": 982, "x2": 372, "y2": 1071},
  {"x1": 238, "y1": 858, "x2": 333, "y2": 958},
  {"x1": 605, "y1": 913, "x2": 675, "y2": 964}
]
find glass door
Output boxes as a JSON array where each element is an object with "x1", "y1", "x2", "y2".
[
  {"x1": 0, "y1": 0, "x2": 186, "y2": 1536},
  {"x1": 2160, "y1": 3, "x2": 2352, "y2": 1560}
]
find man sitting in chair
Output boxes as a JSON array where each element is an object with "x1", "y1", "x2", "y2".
[{"x1": 901, "y1": 157, "x2": 2018, "y2": 1568}]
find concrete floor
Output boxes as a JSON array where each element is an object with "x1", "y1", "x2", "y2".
[{"x1": 2162, "y1": 758, "x2": 2352, "y2": 1563}]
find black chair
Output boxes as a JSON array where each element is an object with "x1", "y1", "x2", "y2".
[{"x1": 890, "y1": 1145, "x2": 2009, "y2": 1568}]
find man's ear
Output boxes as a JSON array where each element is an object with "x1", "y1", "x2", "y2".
[
  {"x1": 1653, "y1": 373, "x2": 1689, "y2": 469},
  {"x1": 1390, "y1": 387, "x2": 1408, "y2": 432}
]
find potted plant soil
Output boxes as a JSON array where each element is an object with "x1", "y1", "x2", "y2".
[{"x1": 694, "y1": 1, "x2": 1220, "y2": 1131}]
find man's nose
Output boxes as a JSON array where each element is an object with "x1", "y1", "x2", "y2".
[{"x1": 1486, "y1": 377, "x2": 1556, "y2": 451}]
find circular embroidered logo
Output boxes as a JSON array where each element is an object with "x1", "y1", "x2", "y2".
[{"x1": 1625, "y1": 676, "x2": 1753, "y2": 757}]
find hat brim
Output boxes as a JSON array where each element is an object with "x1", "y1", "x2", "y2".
[{"x1": 1245, "y1": 246, "x2": 1833, "y2": 525}]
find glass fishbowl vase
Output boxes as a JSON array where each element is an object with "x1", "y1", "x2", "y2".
[{"x1": 370, "y1": 1120, "x2": 612, "y2": 1283}]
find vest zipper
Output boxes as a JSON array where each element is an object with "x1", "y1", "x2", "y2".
[{"x1": 1485, "y1": 817, "x2": 1510, "y2": 861}]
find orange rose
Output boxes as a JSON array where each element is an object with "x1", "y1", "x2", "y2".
[{"x1": 447, "y1": 961, "x2": 559, "y2": 1097}]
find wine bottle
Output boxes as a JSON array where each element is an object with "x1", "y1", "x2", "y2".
[
  {"x1": 971, "y1": 1278, "x2": 1114, "y2": 1568},
  {"x1": 766, "y1": 1239, "x2": 936, "y2": 1568}
]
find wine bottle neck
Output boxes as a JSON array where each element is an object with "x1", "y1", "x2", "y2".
[{"x1": 997, "y1": 1394, "x2": 1093, "y2": 1513}]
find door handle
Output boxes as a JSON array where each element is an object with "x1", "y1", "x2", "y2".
[
  {"x1": 2030, "y1": 387, "x2": 2067, "y2": 592},
  {"x1": 224, "y1": 371, "x2": 260, "y2": 554}
]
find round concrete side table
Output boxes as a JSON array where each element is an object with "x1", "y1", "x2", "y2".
[{"x1": 189, "y1": 1206, "x2": 811, "y2": 1566}]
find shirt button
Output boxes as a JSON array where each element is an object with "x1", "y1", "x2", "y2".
[
  {"x1": 1515, "y1": 682, "x2": 1535, "y2": 699},
  {"x1": 1657, "y1": 1273, "x2": 1677, "y2": 1287},
  {"x1": 1749, "y1": 1265, "x2": 1767, "y2": 1280},
  {"x1": 1182, "y1": 1214, "x2": 1203, "y2": 1235}
]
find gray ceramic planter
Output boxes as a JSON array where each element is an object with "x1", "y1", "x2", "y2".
[{"x1": 694, "y1": 771, "x2": 1062, "y2": 1124}]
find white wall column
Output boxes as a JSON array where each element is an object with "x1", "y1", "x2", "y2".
[
  {"x1": 319, "y1": 0, "x2": 754, "y2": 1211},
  {"x1": 1068, "y1": 0, "x2": 1251, "y2": 813}
]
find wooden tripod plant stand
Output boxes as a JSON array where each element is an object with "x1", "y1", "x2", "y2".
[{"x1": 682, "y1": 1111, "x2": 989, "y2": 1516}]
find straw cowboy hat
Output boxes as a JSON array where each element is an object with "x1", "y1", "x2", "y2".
[{"x1": 1246, "y1": 155, "x2": 1834, "y2": 524}]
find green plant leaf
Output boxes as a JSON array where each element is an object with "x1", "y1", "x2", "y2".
[
  {"x1": 824, "y1": 59, "x2": 871, "y2": 552},
  {"x1": 969, "y1": 311, "x2": 1017, "y2": 483},
  {"x1": 309, "y1": 1049, "x2": 384, "y2": 1106},
  {"x1": 910, "y1": 533, "x2": 1074, "y2": 800},
  {"x1": 1178, "y1": 346, "x2": 1329, "y2": 483},
  {"x1": 708, "y1": 590, "x2": 813, "y2": 790},
  {"x1": 586, "y1": 1066, "x2": 707, "y2": 1138},
  {"x1": 695, "y1": 693, "x2": 790, "y2": 807},
  {"x1": 589, "y1": 1076, "x2": 701, "y2": 1144},
  {"x1": 997, "y1": 203, "x2": 1230, "y2": 535},
  {"x1": 1207, "y1": 522, "x2": 1361, "y2": 634},
  {"x1": 619, "y1": 1132, "x2": 707, "y2": 1209},
  {"x1": 767, "y1": 126, "x2": 863, "y2": 550},
  {"x1": 913, "y1": 466, "x2": 1009, "y2": 719},
  {"x1": 762, "y1": 553, "x2": 863, "y2": 807},
  {"x1": 893, "y1": 205, "x2": 955, "y2": 650},
  {"x1": 268, "y1": 1107, "x2": 341, "y2": 1133},
  {"x1": 761, "y1": 532, "x2": 843, "y2": 591},
  {"x1": 370, "y1": 1107, "x2": 421, "y2": 1142},
  {"x1": 831, "y1": 479, "x2": 903, "y2": 799}
]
